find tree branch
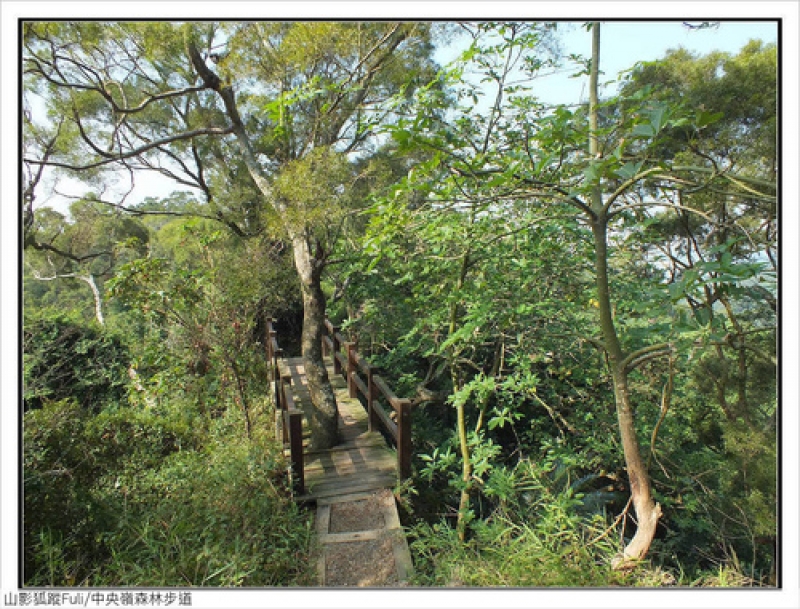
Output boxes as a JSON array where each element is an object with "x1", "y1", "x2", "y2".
[
  {"x1": 513, "y1": 174, "x2": 597, "y2": 219},
  {"x1": 24, "y1": 126, "x2": 234, "y2": 172},
  {"x1": 622, "y1": 342, "x2": 673, "y2": 373},
  {"x1": 185, "y1": 31, "x2": 285, "y2": 216}
]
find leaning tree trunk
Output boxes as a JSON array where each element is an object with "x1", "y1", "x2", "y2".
[
  {"x1": 588, "y1": 22, "x2": 660, "y2": 567},
  {"x1": 610, "y1": 364, "x2": 663, "y2": 564},
  {"x1": 185, "y1": 39, "x2": 340, "y2": 450},
  {"x1": 591, "y1": 214, "x2": 663, "y2": 567},
  {"x1": 292, "y1": 232, "x2": 339, "y2": 450}
]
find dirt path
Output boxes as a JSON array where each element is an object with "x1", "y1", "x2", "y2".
[{"x1": 315, "y1": 488, "x2": 413, "y2": 587}]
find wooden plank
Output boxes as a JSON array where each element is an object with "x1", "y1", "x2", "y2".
[
  {"x1": 304, "y1": 434, "x2": 387, "y2": 456},
  {"x1": 351, "y1": 372, "x2": 368, "y2": 399},
  {"x1": 305, "y1": 457, "x2": 396, "y2": 477},
  {"x1": 371, "y1": 400, "x2": 398, "y2": 440},
  {"x1": 307, "y1": 444, "x2": 395, "y2": 465},
  {"x1": 306, "y1": 463, "x2": 397, "y2": 483},
  {"x1": 305, "y1": 483, "x2": 396, "y2": 502},
  {"x1": 318, "y1": 529, "x2": 384, "y2": 544},
  {"x1": 372, "y1": 375, "x2": 398, "y2": 405},
  {"x1": 277, "y1": 360, "x2": 291, "y2": 380},
  {"x1": 304, "y1": 451, "x2": 396, "y2": 473},
  {"x1": 317, "y1": 490, "x2": 388, "y2": 506},
  {"x1": 334, "y1": 351, "x2": 348, "y2": 374},
  {"x1": 305, "y1": 467, "x2": 396, "y2": 485},
  {"x1": 306, "y1": 474, "x2": 398, "y2": 499},
  {"x1": 306, "y1": 468, "x2": 396, "y2": 484},
  {"x1": 307, "y1": 470, "x2": 397, "y2": 492},
  {"x1": 350, "y1": 349, "x2": 372, "y2": 376}
]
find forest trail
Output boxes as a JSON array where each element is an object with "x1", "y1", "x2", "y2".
[{"x1": 282, "y1": 357, "x2": 414, "y2": 586}]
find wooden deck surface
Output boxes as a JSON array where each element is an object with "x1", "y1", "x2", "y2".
[
  {"x1": 283, "y1": 357, "x2": 398, "y2": 502},
  {"x1": 279, "y1": 356, "x2": 413, "y2": 584}
]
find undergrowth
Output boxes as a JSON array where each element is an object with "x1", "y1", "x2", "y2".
[
  {"x1": 24, "y1": 396, "x2": 316, "y2": 587},
  {"x1": 402, "y1": 458, "x2": 760, "y2": 587}
]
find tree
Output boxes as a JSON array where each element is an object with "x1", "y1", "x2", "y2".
[
  {"x1": 23, "y1": 21, "x2": 438, "y2": 448},
  {"x1": 620, "y1": 41, "x2": 777, "y2": 424},
  {"x1": 24, "y1": 198, "x2": 149, "y2": 325},
  {"x1": 354, "y1": 21, "x2": 776, "y2": 567},
  {"x1": 517, "y1": 22, "x2": 775, "y2": 566},
  {"x1": 618, "y1": 36, "x2": 778, "y2": 574}
]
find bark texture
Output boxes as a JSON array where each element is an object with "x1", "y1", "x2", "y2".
[{"x1": 293, "y1": 233, "x2": 339, "y2": 449}]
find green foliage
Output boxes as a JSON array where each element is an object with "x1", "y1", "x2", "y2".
[
  {"x1": 274, "y1": 146, "x2": 354, "y2": 232},
  {"x1": 23, "y1": 310, "x2": 130, "y2": 412},
  {"x1": 408, "y1": 458, "x2": 638, "y2": 587},
  {"x1": 107, "y1": 217, "x2": 296, "y2": 421},
  {"x1": 343, "y1": 22, "x2": 777, "y2": 585},
  {"x1": 23, "y1": 19, "x2": 778, "y2": 589},
  {"x1": 23, "y1": 396, "x2": 315, "y2": 586}
]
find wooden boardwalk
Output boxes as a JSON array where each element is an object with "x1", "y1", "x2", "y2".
[
  {"x1": 280, "y1": 356, "x2": 413, "y2": 586},
  {"x1": 282, "y1": 357, "x2": 398, "y2": 501}
]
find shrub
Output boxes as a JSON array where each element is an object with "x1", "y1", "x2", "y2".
[
  {"x1": 407, "y1": 458, "x2": 630, "y2": 587},
  {"x1": 23, "y1": 310, "x2": 130, "y2": 412},
  {"x1": 23, "y1": 396, "x2": 315, "y2": 587}
]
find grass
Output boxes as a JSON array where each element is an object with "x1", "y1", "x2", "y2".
[{"x1": 24, "y1": 395, "x2": 317, "y2": 587}]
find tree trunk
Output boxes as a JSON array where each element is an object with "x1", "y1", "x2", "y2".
[
  {"x1": 292, "y1": 232, "x2": 339, "y2": 450},
  {"x1": 78, "y1": 274, "x2": 105, "y2": 326},
  {"x1": 610, "y1": 366, "x2": 663, "y2": 565},
  {"x1": 588, "y1": 21, "x2": 661, "y2": 567},
  {"x1": 591, "y1": 216, "x2": 662, "y2": 567},
  {"x1": 450, "y1": 250, "x2": 472, "y2": 541},
  {"x1": 185, "y1": 41, "x2": 340, "y2": 449}
]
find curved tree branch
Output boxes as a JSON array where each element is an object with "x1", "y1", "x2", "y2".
[
  {"x1": 24, "y1": 126, "x2": 235, "y2": 172},
  {"x1": 622, "y1": 342, "x2": 674, "y2": 374}
]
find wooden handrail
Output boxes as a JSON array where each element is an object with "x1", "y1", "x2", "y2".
[
  {"x1": 322, "y1": 318, "x2": 414, "y2": 479},
  {"x1": 266, "y1": 318, "x2": 304, "y2": 495},
  {"x1": 268, "y1": 316, "x2": 415, "y2": 486}
]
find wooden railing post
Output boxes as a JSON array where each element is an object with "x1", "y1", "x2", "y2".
[
  {"x1": 272, "y1": 348, "x2": 282, "y2": 412},
  {"x1": 279, "y1": 376, "x2": 290, "y2": 443},
  {"x1": 332, "y1": 325, "x2": 342, "y2": 375},
  {"x1": 267, "y1": 317, "x2": 305, "y2": 496},
  {"x1": 367, "y1": 366, "x2": 378, "y2": 433},
  {"x1": 346, "y1": 342, "x2": 357, "y2": 398},
  {"x1": 396, "y1": 398, "x2": 412, "y2": 480},
  {"x1": 267, "y1": 318, "x2": 283, "y2": 410},
  {"x1": 288, "y1": 408, "x2": 304, "y2": 494},
  {"x1": 322, "y1": 319, "x2": 330, "y2": 359}
]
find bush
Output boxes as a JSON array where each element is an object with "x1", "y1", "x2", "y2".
[
  {"x1": 23, "y1": 397, "x2": 315, "y2": 586},
  {"x1": 23, "y1": 400, "x2": 115, "y2": 584},
  {"x1": 407, "y1": 458, "x2": 631, "y2": 587},
  {"x1": 23, "y1": 310, "x2": 130, "y2": 412},
  {"x1": 95, "y1": 407, "x2": 315, "y2": 586}
]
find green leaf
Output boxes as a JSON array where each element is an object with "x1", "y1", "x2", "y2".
[
  {"x1": 647, "y1": 105, "x2": 669, "y2": 133},
  {"x1": 693, "y1": 307, "x2": 711, "y2": 326},
  {"x1": 615, "y1": 160, "x2": 645, "y2": 181},
  {"x1": 696, "y1": 109, "x2": 725, "y2": 129}
]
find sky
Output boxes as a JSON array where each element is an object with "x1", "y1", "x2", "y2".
[{"x1": 539, "y1": 20, "x2": 779, "y2": 104}]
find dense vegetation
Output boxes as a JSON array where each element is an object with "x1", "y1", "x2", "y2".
[{"x1": 22, "y1": 21, "x2": 777, "y2": 587}]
